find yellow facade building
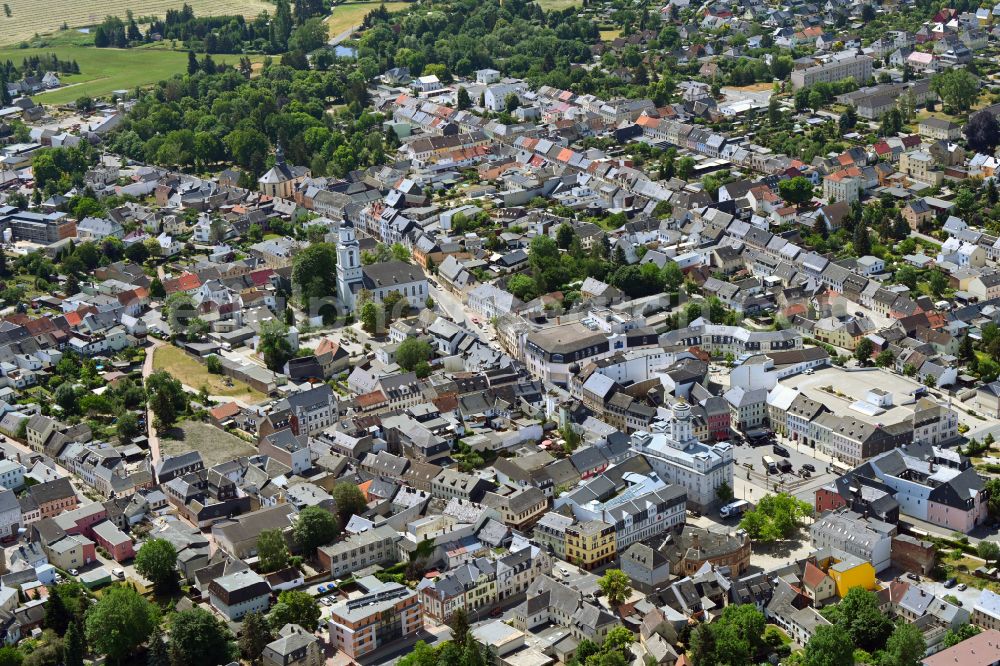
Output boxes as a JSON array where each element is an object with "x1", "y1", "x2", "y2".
[{"x1": 565, "y1": 520, "x2": 616, "y2": 571}]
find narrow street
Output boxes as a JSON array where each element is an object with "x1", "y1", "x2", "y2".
[{"x1": 142, "y1": 338, "x2": 164, "y2": 465}]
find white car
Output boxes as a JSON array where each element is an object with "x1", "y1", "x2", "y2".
[{"x1": 69, "y1": 569, "x2": 79, "y2": 576}]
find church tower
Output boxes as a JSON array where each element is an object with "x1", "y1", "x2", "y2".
[{"x1": 336, "y1": 220, "x2": 362, "y2": 310}]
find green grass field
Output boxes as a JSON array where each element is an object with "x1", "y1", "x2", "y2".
[
  {"x1": 159, "y1": 420, "x2": 257, "y2": 467},
  {"x1": 0, "y1": 32, "x2": 256, "y2": 103},
  {"x1": 0, "y1": 0, "x2": 272, "y2": 46},
  {"x1": 536, "y1": 0, "x2": 582, "y2": 9},
  {"x1": 152, "y1": 344, "x2": 266, "y2": 403},
  {"x1": 326, "y1": 1, "x2": 412, "y2": 38}
]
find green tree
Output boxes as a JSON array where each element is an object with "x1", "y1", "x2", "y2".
[
  {"x1": 507, "y1": 274, "x2": 539, "y2": 301},
  {"x1": 257, "y1": 529, "x2": 290, "y2": 573},
  {"x1": 778, "y1": 176, "x2": 814, "y2": 206},
  {"x1": 288, "y1": 17, "x2": 327, "y2": 52},
  {"x1": 821, "y1": 587, "x2": 893, "y2": 652},
  {"x1": 149, "y1": 277, "x2": 165, "y2": 298},
  {"x1": 293, "y1": 505, "x2": 339, "y2": 553},
  {"x1": 43, "y1": 585, "x2": 71, "y2": 634},
  {"x1": 0, "y1": 648, "x2": 21, "y2": 666},
  {"x1": 331, "y1": 482, "x2": 368, "y2": 527},
  {"x1": 716, "y1": 481, "x2": 734, "y2": 503},
  {"x1": 239, "y1": 612, "x2": 273, "y2": 666},
  {"x1": 941, "y1": 623, "x2": 981, "y2": 648},
  {"x1": 878, "y1": 622, "x2": 925, "y2": 666},
  {"x1": 738, "y1": 493, "x2": 812, "y2": 543},
  {"x1": 931, "y1": 68, "x2": 980, "y2": 113},
  {"x1": 854, "y1": 337, "x2": 874, "y2": 364},
  {"x1": 85, "y1": 586, "x2": 160, "y2": 665},
  {"x1": 456, "y1": 87, "x2": 471, "y2": 110},
  {"x1": 556, "y1": 223, "x2": 576, "y2": 250},
  {"x1": 959, "y1": 333, "x2": 975, "y2": 363},
  {"x1": 359, "y1": 300, "x2": 380, "y2": 334},
  {"x1": 448, "y1": 608, "x2": 470, "y2": 646},
  {"x1": 597, "y1": 569, "x2": 631, "y2": 606},
  {"x1": 929, "y1": 269, "x2": 948, "y2": 296},
  {"x1": 853, "y1": 223, "x2": 872, "y2": 257},
  {"x1": 115, "y1": 410, "x2": 141, "y2": 443},
  {"x1": 145, "y1": 370, "x2": 187, "y2": 429},
  {"x1": 168, "y1": 608, "x2": 234, "y2": 666},
  {"x1": 662, "y1": 261, "x2": 683, "y2": 292},
  {"x1": 268, "y1": 590, "x2": 321, "y2": 632},
  {"x1": 54, "y1": 382, "x2": 78, "y2": 415},
  {"x1": 802, "y1": 625, "x2": 854, "y2": 666},
  {"x1": 134, "y1": 538, "x2": 178, "y2": 593},
  {"x1": 875, "y1": 350, "x2": 895, "y2": 368},
  {"x1": 64, "y1": 621, "x2": 85, "y2": 666},
  {"x1": 259, "y1": 319, "x2": 294, "y2": 372},
  {"x1": 164, "y1": 292, "x2": 197, "y2": 336},
  {"x1": 397, "y1": 641, "x2": 438, "y2": 666},
  {"x1": 147, "y1": 630, "x2": 169, "y2": 666},
  {"x1": 396, "y1": 338, "x2": 433, "y2": 371},
  {"x1": 677, "y1": 156, "x2": 696, "y2": 180},
  {"x1": 977, "y1": 539, "x2": 1000, "y2": 565},
  {"x1": 689, "y1": 622, "x2": 716, "y2": 666}
]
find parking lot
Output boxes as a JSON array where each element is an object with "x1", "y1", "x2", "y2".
[{"x1": 729, "y1": 432, "x2": 839, "y2": 506}]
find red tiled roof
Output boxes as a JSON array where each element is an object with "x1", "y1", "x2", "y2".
[
  {"x1": 210, "y1": 402, "x2": 241, "y2": 421},
  {"x1": 356, "y1": 390, "x2": 387, "y2": 408},
  {"x1": 802, "y1": 561, "x2": 827, "y2": 589},
  {"x1": 163, "y1": 272, "x2": 201, "y2": 294}
]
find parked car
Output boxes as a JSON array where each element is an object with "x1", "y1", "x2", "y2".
[
  {"x1": 906, "y1": 573, "x2": 920, "y2": 581},
  {"x1": 957, "y1": 583, "x2": 967, "y2": 591},
  {"x1": 490, "y1": 608, "x2": 503, "y2": 617},
  {"x1": 801, "y1": 463, "x2": 816, "y2": 473},
  {"x1": 943, "y1": 578, "x2": 958, "y2": 589},
  {"x1": 772, "y1": 444, "x2": 789, "y2": 457}
]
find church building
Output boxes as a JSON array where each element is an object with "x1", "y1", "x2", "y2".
[{"x1": 336, "y1": 221, "x2": 429, "y2": 312}]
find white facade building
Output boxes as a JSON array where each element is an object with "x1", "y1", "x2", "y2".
[{"x1": 631, "y1": 401, "x2": 735, "y2": 512}]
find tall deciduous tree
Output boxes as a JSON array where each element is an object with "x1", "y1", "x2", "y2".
[
  {"x1": 85, "y1": 586, "x2": 160, "y2": 665},
  {"x1": 597, "y1": 569, "x2": 632, "y2": 606},
  {"x1": 879, "y1": 622, "x2": 926, "y2": 666},
  {"x1": 293, "y1": 506, "x2": 339, "y2": 553},
  {"x1": 168, "y1": 608, "x2": 234, "y2": 666},
  {"x1": 257, "y1": 529, "x2": 290, "y2": 573},
  {"x1": 821, "y1": 587, "x2": 893, "y2": 652},
  {"x1": 331, "y1": 482, "x2": 368, "y2": 527},
  {"x1": 965, "y1": 111, "x2": 1000, "y2": 154},
  {"x1": 134, "y1": 538, "x2": 178, "y2": 593},
  {"x1": 931, "y1": 68, "x2": 980, "y2": 113},
  {"x1": 802, "y1": 624, "x2": 854, "y2": 666},
  {"x1": 268, "y1": 590, "x2": 321, "y2": 632},
  {"x1": 239, "y1": 612, "x2": 273, "y2": 666}
]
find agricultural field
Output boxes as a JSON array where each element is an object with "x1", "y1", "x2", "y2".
[
  {"x1": 0, "y1": 32, "x2": 258, "y2": 104},
  {"x1": 152, "y1": 344, "x2": 266, "y2": 404},
  {"x1": 326, "y1": 1, "x2": 412, "y2": 39},
  {"x1": 159, "y1": 420, "x2": 256, "y2": 467},
  {"x1": 536, "y1": 0, "x2": 583, "y2": 9},
  {"x1": 0, "y1": 0, "x2": 272, "y2": 46}
]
